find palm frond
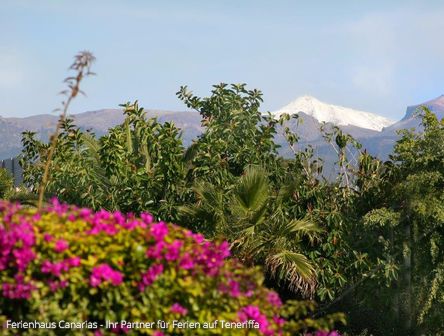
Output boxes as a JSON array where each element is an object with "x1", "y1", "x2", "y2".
[
  {"x1": 178, "y1": 182, "x2": 225, "y2": 234},
  {"x1": 286, "y1": 219, "x2": 322, "y2": 236},
  {"x1": 233, "y1": 166, "x2": 269, "y2": 213},
  {"x1": 81, "y1": 133, "x2": 101, "y2": 161},
  {"x1": 266, "y1": 250, "x2": 317, "y2": 297}
]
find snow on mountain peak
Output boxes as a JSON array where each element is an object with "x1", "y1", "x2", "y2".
[{"x1": 273, "y1": 95, "x2": 395, "y2": 131}]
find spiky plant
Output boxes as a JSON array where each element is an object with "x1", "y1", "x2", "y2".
[{"x1": 180, "y1": 166, "x2": 321, "y2": 297}]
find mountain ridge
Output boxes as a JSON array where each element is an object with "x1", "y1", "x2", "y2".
[
  {"x1": 1, "y1": 95, "x2": 443, "y2": 164},
  {"x1": 272, "y1": 95, "x2": 395, "y2": 131}
]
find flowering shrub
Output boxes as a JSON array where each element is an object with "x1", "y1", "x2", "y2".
[{"x1": 0, "y1": 200, "x2": 342, "y2": 335}]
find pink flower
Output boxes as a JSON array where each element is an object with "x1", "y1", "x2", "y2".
[
  {"x1": 170, "y1": 303, "x2": 188, "y2": 316},
  {"x1": 185, "y1": 230, "x2": 205, "y2": 243},
  {"x1": 165, "y1": 240, "x2": 183, "y2": 261},
  {"x1": 0, "y1": 218, "x2": 36, "y2": 272},
  {"x1": 229, "y1": 280, "x2": 241, "y2": 297},
  {"x1": 111, "y1": 324, "x2": 129, "y2": 334},
  {"x1": 220, "y1": 279, "x2": 242, "y2": 297},
  {"x1": 316, "y1": 332, "x2": 340, "y2": 336},
  {"x1": 48, "y1": 280, "x2": 67, "y2": 292},
  {"x1": 267, "y1": 292, "x2": 282, "y2": 308},
  {"x1": 179, "y1": 253, "x2": 194, "y2": 270},
  {"x1": 152, "y1": 332, "x2": 164, "y2": 336},
  {"x1": 150, "y1": 221, "x2": 169, "y2": 241},
  {"x1": 79, "y1": 208, "x2": 92, "y2": 219},
  {"x1": 32, "y1": 213, "x2": 41, "y2": 221},
  {"x1": 113, "y1": 211, "x2": 125, "y2": 225},
  {"x1": 54, "y1": 239, "x2": 69, "y2": 253},
  {"x1": 193, "y1": 240, "x2": 231, "y2": 276},
  {"x1": 67, "y1": 214, "x2": 76, "y2": 221},
  {"x1": 13, "y1": 248, "x2": 35, "y2": 272},
  {"x1": 121, "y1": 219, "x2": 139, "y2": 230},
  {"x1": 2, "y1": 275, "x2": 35, "y2": 299},
  {"x1": 218, "y1": 241, "x2": 231, "y2": 258},
  {"x1": 41, "y1": 257, "x2": 80, "y2": 277},
  {"x1": 141, "y1": 212, "x2": 154, "y2": 225},
  {"x1": 90, "y1": 264, "x2": 123, "y2": 287},
  {"x1": 146, "y1": 241, "x2": 166, "y2": 259},
  {"x1": 67, "y1": 256, "x2": 81, "y2": 267},
  {"x1": 87, "y1": 212, "x2": 119, "y2": 235},
  {"x1": 44, "y1": 233, "x2": 53, "y2": 242},
  {"x1": 49, "y1": 198, "x2": 69, "y2": 216},
  {"x1": 139, "y1": 264, "x2": 164, "y2": 291},
  {"x1": 273, "y1": 316, "x2": 285, "y2": 327},
  {"x1": 41, "y1": 260, "x2": 66, "y2": 276},
  {"x1": 238, "y1": 305, "x2": 273, "y2": 336},
  {"x1": 49, "y1": 280, "x2": 59, "y2": 292}
]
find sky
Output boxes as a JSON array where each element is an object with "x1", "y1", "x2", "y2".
[{"x1": 0, "y1": 0, "x2": 443, "y2": 120}]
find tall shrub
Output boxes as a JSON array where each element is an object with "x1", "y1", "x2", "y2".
[{"x1": 0, "y1": 199, "x2": 343, "y2": 335}]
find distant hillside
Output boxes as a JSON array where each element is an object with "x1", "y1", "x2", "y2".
[
  {"x1": 360, "y1": 94, "x2": 444, "y2": 160},
  {"x1": 1, "y1": 95, "x2": 443, "y2": 171},
  {"x1": 0, "y1": 109, "x2": 202, "y2": 160}
]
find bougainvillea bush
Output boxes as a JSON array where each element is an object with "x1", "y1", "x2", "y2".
[{"x1": 0, "y1": 199, "x2": 342, "y2": 335}]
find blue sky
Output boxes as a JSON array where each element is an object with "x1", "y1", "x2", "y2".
[{"x1": 0, "y1": 0, "x2": 443, "y2": 120}]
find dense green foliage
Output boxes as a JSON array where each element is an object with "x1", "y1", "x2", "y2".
[
  {"x1": 0, "y1": 168, "x2": 13, "y2": 199},
  {"x1": 345, "y1": 107, "x2": 444, "y2": 334},
  {"x1": 18, "y1": 82, "x2": 444, "y2": 335},
  {"x1": 180, "y1": 166, "x2": 321, "y2": 297},
  {"x1": 20, "y1": 85, "x2": 368, "y2": 304}
]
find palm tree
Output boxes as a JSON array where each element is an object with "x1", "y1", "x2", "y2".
[{"x1": 180, "y1": 166, "x2": 321, "y2": 297}]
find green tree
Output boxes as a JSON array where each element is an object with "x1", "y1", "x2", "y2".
[
  {"x1": 177, "y1": 83, "x2": 284, "y2": 185},
  {"x1": 20, "y1": 102, "x2": 187, "y2": 221},
  {"x1": 347, "y1": 107, "x2": 444, "y2": 335},
  {"x1": 0, "y1": 168, "x2": 13, "y2": 199},
  {"x1": 20, "y1": 81, "x2": 371, "y2": 307}
]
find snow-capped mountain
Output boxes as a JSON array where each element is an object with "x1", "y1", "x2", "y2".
[{"x1": 273, "y1": 95, "x2": 395, "y2": 131}]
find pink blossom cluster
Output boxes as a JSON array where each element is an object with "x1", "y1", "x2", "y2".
[
  {"x1": 111, "y1": 324, "x2": 130, "y2": 334},
  {"x1": 2, "y1": 274, "x2": 35, "y2": 299},
  {"x1": 219, "y1": 279, "x2": 242, "y2": 297},
  {"x1": 84, "y1": 208, "x2": 152, "y2": 235},
  {"x1": 0, "y1": 213, "x2": 36, "y2": 272},
  {"x1": 144, "y1": 223, "x2": 231, "y2": 281},
  {"x1": 48, "y1": 198, "x2": 70, "y2": 217},
  {"x1": 47, "y1": 199, "x2": 150, "y2": 235},
  {"x1": 267, "y1": 292, "x2": 283, "y2": 308},
  {"x1": 150, "y1": 221, "x2": 169, "y2": 240},
  {"x1": 90, "y1": 263, "x2": 124, "y2": 287},
  {"x1": 170, "y1": 303, "x2": 188, "y2": 316},
  {"x1": 0, "y1": 202, "x2": 39, "y2": 299},
  {"x1": 1, "y1": 200, "x2": 292, "y2": 336},
  {"x1": 138, "y1": 263, "x2": 164, "y2": 291},
  {"x1": 238, "y1": 305, "x2": 275, "y2": 336},
  {"x1": 48, "y1": 279, "x2": 68, "y2": 292},
  {"x1": 217, "y1": 271, "x2": 258, "y2": 298},
  {"x1": 54, "y1": 239, "x2": 69, "y2": 253},
  {"x1": 41, "y1": 257, "x2": 81, "y2": 276},
  {"x1": 194, "y1": 240, "x2": 231, "y2": 276}
]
